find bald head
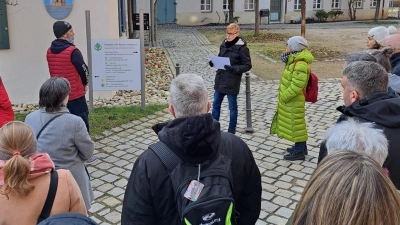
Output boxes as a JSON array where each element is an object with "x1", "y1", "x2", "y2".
[{"x1": 382, "y1": 34, "x2": 400, "y2": 54}]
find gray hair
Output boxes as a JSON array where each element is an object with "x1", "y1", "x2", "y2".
[
  {"x1": 343, "y1": 51, "x2": 377, "y2": 64},
  {"x1": 170, "y1": 74, "x2": 208, "y2": 118},
  {"x1": 39, "y1": 77, "x2": 70, "y2": 112},
  {"x1": 342, "y1": 61, "x2": 388, "y2": 99},
  {"x1": 325, "y1": 119, "x2": 388, "y2": 166}
]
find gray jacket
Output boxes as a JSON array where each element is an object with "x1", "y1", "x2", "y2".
[{"x1": 25, "y1": 107, "x2": 94, "y2": 209}]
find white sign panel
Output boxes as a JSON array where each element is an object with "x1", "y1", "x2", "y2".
[{"x1": 91, "y1": 39, "x2": 141, "y2": 91}]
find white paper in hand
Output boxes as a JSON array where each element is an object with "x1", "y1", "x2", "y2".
[{"x1": 210, "y1": 56, "x2": 231, "y2": 70}]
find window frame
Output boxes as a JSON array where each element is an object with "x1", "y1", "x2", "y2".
[
  {"x1": 370, "y1": 0, "x2": 377, "y2": 7},
  {"x1": 331, "y1": 0, "x2": 340, "y2": 9},
  {"x1": 201, "y1": 0, "x2": 212, "y2": 12},
  {"x1": 313, "y1": 0, "x2": 322, "y2": 9},
  {"x1": 294, "y1": 0, "x2": 301, "y2": 10},
  {"x1": 244, "y1": 0, "x2": 255, "y2": 10},
  {"x1": 355, "y1": 0, "x2": 363, "y2": 8},
  {"x1": 223, "y1": 0, "x2": 229, "y2": 11}
]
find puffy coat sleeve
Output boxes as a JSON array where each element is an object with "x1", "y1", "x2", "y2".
[
  {"x1": 280, "y1": 61, "x2": 309, "y2": 103},
  {"x1": 233, "y1": 45, "x2": 252, "y2": 74}
]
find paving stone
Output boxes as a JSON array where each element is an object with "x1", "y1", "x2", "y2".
[
  {"x1": 275, "y1": 207, "x2": 293, "y2": 219},
  {"x1": 262, "y1": 201, "x2": 279, "y2": 213},
  {"x1": 273, "y1": 196, "x2": 292, "y2": 207}
]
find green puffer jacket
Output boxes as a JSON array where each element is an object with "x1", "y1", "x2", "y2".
[{"x1": 270, "y1": 49, "x2": 314, "y2": 143}]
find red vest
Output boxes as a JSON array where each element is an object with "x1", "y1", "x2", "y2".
[{"x1": 46, "y1": 46, "x2": 85, "y2": 101}]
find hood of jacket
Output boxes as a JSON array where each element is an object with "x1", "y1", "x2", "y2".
[
  {"x1": 155, "y1": 113, "x2": 220, "y2": 164},
  {"x1": 50, "y1": 39, "x2": 75, "y2": 54},
  {"x1": 337, "y1": 92, "x2": 400, "y2": 128},
  {"x1": 287, "y1": 49, "x2": 314, "y2": 65}
]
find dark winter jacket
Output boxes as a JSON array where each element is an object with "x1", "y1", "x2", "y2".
[
  {"x1": 121, "y1": 113, "x2": 261, "y2": 225},
  {"x1": 318, "y1": 92, "x2": 400, "y2": 189},
  {"x1": 214, "y1": 37, "x2": 252, "y2": 95},
  {"x1": 390, "y1": 52, "x2": 400, "y2": 77}
]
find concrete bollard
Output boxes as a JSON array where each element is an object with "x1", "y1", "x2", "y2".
[
  {"x1": 175, "y1": 63, "x2": 180, "y2": 77},
  {"x1": 245, "y1": 72, "x2": 254, "y2": 133}
]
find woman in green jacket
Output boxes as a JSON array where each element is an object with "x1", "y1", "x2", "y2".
[{"x1": 270, "y1": 36, "x2": 314, "y2": 161}]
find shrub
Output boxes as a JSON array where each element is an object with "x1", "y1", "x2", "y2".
[
  {"x1": 329, "y1": 10, "x2": 344, "y2": 21},
  {"x1": 315, "y1": 10, "x2": 329, "y2": 22}
]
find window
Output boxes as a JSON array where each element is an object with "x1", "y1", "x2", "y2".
[
  {"x1": 0, "y1": 2, "x2": 9, "y2": 49},
  {"x1": 332, "y1": 0, "x2": 340, "y2": 9},
  {"x1": 201, "y1": 0, "x2": 212, "y2": 12},
  {"x1": 313, "y1": 0, "x2": 322, "y2": 9},
  {"x1": 370, "y1": 0, "x2": 377, "y2": 7},
  {"x1": 223, "y1": 0, "x2": 229, "y2": 11},
  {"x1": 244, "y1": 0, "x2": 254, "y2": 10},
  {"x1": 355, "y1": 0, "x2": 363, "y2": 8},
  {"x1": 294, "y1": 0, "x2": 301, "y2": 10},
  {"x1": 118, "y1": 0, "x2": 127, "y2": 36}
]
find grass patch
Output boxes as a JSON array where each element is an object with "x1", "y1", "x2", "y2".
[
  {"x1": 357, "y1": 20, "x2": 398, "y2": 25},
  {"x1": 14, "y1": 104, "x2": 168, "y2": 139}
]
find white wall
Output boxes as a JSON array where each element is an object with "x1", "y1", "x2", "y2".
[{"x1": 0, "y1": 0, "x2": 122, "y2": 104}]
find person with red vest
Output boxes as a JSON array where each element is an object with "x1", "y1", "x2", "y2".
[
  {"x1": 0, "y1": 76, "x2": 14, "y2": 127},
  {"x1": 46, "y1": 21, "x2": 96, "y2": 164}
]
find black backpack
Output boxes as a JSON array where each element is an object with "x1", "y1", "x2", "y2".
[{"x1": 149, "y1": 132, "x2": 236, "y2": 225}]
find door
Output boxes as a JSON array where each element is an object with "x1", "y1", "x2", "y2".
[
  {"x1": 0, "y1": 1, "x2": 9, "y2": 49},
  {"x1": 157, "y1": 0, "x2": 176, "y2": 24},
  {"x1": 269, "y1": 0, "x2": 281, "y2": 22}
]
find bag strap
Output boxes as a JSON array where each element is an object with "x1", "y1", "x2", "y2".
[
  {"x1": 149, "y1": 141, "x2": 182, "y2": 174},
  {"x1": 36, "y1": 114, "x2": 64, "y2": 140},
  {"x1": 37, "y1": 169, "x2": 59, "y2": 224},
  {"x1": 149, "y1": 132, "x2": 232, "y2": 173}
]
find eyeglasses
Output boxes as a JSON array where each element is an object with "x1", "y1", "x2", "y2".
[{"x1": 226, "y1": 32, "x2": 238, "y2": 36}]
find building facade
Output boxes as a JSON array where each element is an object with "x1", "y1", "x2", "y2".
[
  {"x1": 0, "y1": 0, "x2": 131, "y2": 104},
  {"x1": 136, "y1": 0, "x2": 391, "y2": 25}
]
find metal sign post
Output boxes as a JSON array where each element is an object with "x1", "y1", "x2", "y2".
[
  {"x1": 140, "y1": 9, "x2": 146, "y2": 109},
  {"x1": 85, "y1": 10, "x2": 93, "y2": 113}
]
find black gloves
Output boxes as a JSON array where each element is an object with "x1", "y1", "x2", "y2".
[
  {"x1": 209, "y1": 61, "x2": 214, "y2": 67},
  {"x1": 224, "y1": 65, "x2": 234, "y2": 72}
]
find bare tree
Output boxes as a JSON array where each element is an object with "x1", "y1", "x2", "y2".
[
  {"x1": 348, "y1": 0, "x2": 357, "y2": 20},
  {"x1": 254, "y1": 0, "x2": 259, "y2": 36},
  {"x1": 228, "y1": 0, "x2": 234, "y2": 23},
  {"x1": 301, "y1": 0, "x2": 306, "y2": 37},
  {"x1": 374, "y1": 0, "x2": 382, "y2": 21}
]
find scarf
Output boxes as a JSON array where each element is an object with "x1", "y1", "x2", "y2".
[
  {"x1": 225, "y1": 36, "x2": 239, "y2": 48},
  {"x1": 0, "y1": 153, "x2": 55, "y2": 186},
  {"x1": 280, "y1": 51, "x2": 301, "y2": 63}
]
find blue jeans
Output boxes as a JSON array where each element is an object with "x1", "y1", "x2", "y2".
[
  {"x1": 293, "y1": 142, "x2": 307, "y2": 153},
  {"x1": 67, "y1": 96, "x2": 89, "y2": 133},
  {"x1": 212, "y1": 91, "x2": 238, "y2": 133}
]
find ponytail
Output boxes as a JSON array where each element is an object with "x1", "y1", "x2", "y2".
[{"x1": 0, "y1": 154, "x2": 34, "y2": 198}]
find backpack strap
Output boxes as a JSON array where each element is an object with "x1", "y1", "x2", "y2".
[
  {"x1": 36, "y1": 114, "x2": 64, "y2": 140},
  {"x1": 37, "y1": 169, "x2": 59, "y2": 224},
  {"x1": 149, "y1": 141, "x2": 182, "y2": 174}
]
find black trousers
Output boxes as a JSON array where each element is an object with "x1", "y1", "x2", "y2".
[{"x1": 67, "y1": 96, "x2": 89, "y2": 133}]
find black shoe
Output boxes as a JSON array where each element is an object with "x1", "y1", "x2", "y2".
[
  {"x1": 286, "y1": 147, "x2": 308, "y2": 155},
  {"x1": 284, "y1": 151, "x2": 305, "y2": 161},
  {"x1": 85, "y1": 156, "x2": 98, "y2": 164},
  {"x1": 228, "y1": 130, "x2": 236, "y2": 134}
]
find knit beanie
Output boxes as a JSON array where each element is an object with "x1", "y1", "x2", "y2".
[
  {"x1": 368, "y1": 26, "x2": 397, "y2": 45},
  {"x1": 53, "y1": 21, "x2": 72, "y2": 39},
  {"x1": 287, "y1": 36, "x2": 308, "y2": 52}
]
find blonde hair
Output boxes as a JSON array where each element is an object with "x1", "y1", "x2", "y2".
[
  {"x1": 0, "y1": 122, "x2": 36, "y2": 198},
  {"x1": 292, "y1": 151, "x2": 400, "y2": 225},
  {"x1": 226, "y1": 23, "x2": 239, "y2": 33}
]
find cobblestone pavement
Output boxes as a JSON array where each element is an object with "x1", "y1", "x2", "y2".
[{"x1": 87, "y1": 25, "x2": 344, "y2": 225}]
